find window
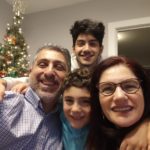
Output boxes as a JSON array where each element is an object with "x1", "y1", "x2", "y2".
[{"x1": 108, "y1": 17, "x2": 150, "y2": 73}]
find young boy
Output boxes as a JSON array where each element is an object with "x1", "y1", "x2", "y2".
[{"x1": 60, "y1": 68, "x2": 91, "y2": 150}]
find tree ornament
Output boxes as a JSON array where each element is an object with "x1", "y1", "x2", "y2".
[
  {"x1": 4, "y1": 35, "x2": 16, "y2": 45},
  {"x1": 0, "y1": 71, "x2": 6, "y2": 78}
]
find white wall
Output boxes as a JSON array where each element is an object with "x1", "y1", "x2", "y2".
[
  {"x1": 1, "y1": 0, "x2": 150, "y2": 62},
  {"x1": 0, "y1": 0, "x2": 12, "y2": 43}
]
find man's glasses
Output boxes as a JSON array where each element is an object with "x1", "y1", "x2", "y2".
[{"x1": 97, "y1": 78, "x2": 141, "y2": 96}]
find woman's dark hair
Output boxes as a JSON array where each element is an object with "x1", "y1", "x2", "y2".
[{"x1": 87, "y1": 56, "x2": 150, "y2": 150}]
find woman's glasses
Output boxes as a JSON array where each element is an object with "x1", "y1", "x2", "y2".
[{"x1": 97, "y1": 78, "x2": 141, "y2": 96}]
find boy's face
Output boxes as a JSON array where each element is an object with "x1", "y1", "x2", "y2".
[
  {"x1": 73, "y1": 33, "x2": 103, "y2": 68},
  {"x1": 63, "y1": 86, "x2": 91, "y2": 129}
]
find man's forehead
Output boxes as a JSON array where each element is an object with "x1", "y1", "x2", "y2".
[{"x1": 35, "y1": 49, "x2": 67, "y2": 63}]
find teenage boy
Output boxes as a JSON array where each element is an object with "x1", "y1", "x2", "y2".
[{"x1": 70, "y1": 18, "x2": 104, "y2": 71}]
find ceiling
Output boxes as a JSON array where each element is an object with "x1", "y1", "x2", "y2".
[{"x1": 6, "y1": 0, "x2": 92, "y2": 14}]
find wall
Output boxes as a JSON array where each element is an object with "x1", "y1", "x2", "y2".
[
  {"x1": 1, "y1": 0, "x2": 150, "y2": 62},
  {"x1": 0, "y1": 0, "x2": 12, "y2": 43},
  {"x1": 23, "y1": 0, "x2": 150, "y2": 61}
]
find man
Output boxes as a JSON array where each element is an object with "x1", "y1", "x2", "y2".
[
  {"x1": 0, "y1": 44, "x2": 71, "y2": 149},
  {"x1": 70, "y1": 19, "x2": 105, "y2": 71}
]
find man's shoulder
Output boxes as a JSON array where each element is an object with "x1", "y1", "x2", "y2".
[
  {"x1": 4, "y1": 91, "x2": 23, "y2": 99},
  {"x1": 0, "y1": 91, "x2": 25, "y2": 112},
  {"x1": 1, "y1": 88, "x2": 37, "y2": 112}
]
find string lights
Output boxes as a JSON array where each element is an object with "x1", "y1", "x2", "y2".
[
  {"x1": 0, "y1": 0, "x2": 30, "y2": 77},
  {"x1": 13, "y1": 0, "x2": 25, "y2": 14}
]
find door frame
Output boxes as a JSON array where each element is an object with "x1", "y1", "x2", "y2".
[{"x1": 108, "y1": 17, "x2": 150, "y2": 57}]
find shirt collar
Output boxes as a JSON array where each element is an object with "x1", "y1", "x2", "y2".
[{"x1": 24, "y1": 87, "x2": 59, "y2": 114}]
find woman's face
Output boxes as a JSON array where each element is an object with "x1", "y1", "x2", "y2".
[
  {"x1": 98, "y1": 64, "x2": 144, "y2": 127},
  {"x1": 63, "y1": 86, "x2": 91, "y2": 129}
]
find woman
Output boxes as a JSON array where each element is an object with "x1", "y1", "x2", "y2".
[{"x1": 87, "y1": 56, "x2": 150, "y2": 150}]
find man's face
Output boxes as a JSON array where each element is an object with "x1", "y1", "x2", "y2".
[
  {"x1": 73, "y1": 33, "x2": 103, "y2": 68},
  {"x1": 29, "y1": 49, "x2": 69, "y2": 110}
]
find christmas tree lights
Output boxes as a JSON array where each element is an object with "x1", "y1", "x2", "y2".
[{"x1": 0, "y1": 0, "x2": 30, "y2": 77}]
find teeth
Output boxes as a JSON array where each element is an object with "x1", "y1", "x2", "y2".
[
  {"x1": 42, "y1": 80, "x2": 57, "y2": 86},
  {"x1": 73, "y1": 117, "x2": 82, "y2": 120},
  {"x1": 43, "y1": 82, "x2": 54, "y2": 85},
  {"x1": 80, "y1": 53, "x2": 93, "y2": 57},
  {"x1": 84, "y1": 54, "x2": 93, "y2": 57},
  {"x1": 71, "y1": 115, "x2": 84, "y2": 120},
  {"x1": 112, "y1": 106, "x2": 132, "y2": 112}
]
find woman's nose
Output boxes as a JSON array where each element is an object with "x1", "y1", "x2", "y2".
[{"x1": 113, "y1": 86, "x2": 128, "y2": 104}]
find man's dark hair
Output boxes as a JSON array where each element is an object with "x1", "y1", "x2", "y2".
[{"x1": 70, "y1": 19, "x2": 105, "y2": 47}]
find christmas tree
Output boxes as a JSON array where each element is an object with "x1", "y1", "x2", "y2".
[{"x1": 0, "y1": 0, "x2": 29, "y2": 78}]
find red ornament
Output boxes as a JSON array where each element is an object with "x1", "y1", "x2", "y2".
[
  {"x1": 0, "y1": 71, "x2": 6, "y2": 78},
  {"x1": 4, "y1": 35, "x2": 16, "y2": 45}
]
